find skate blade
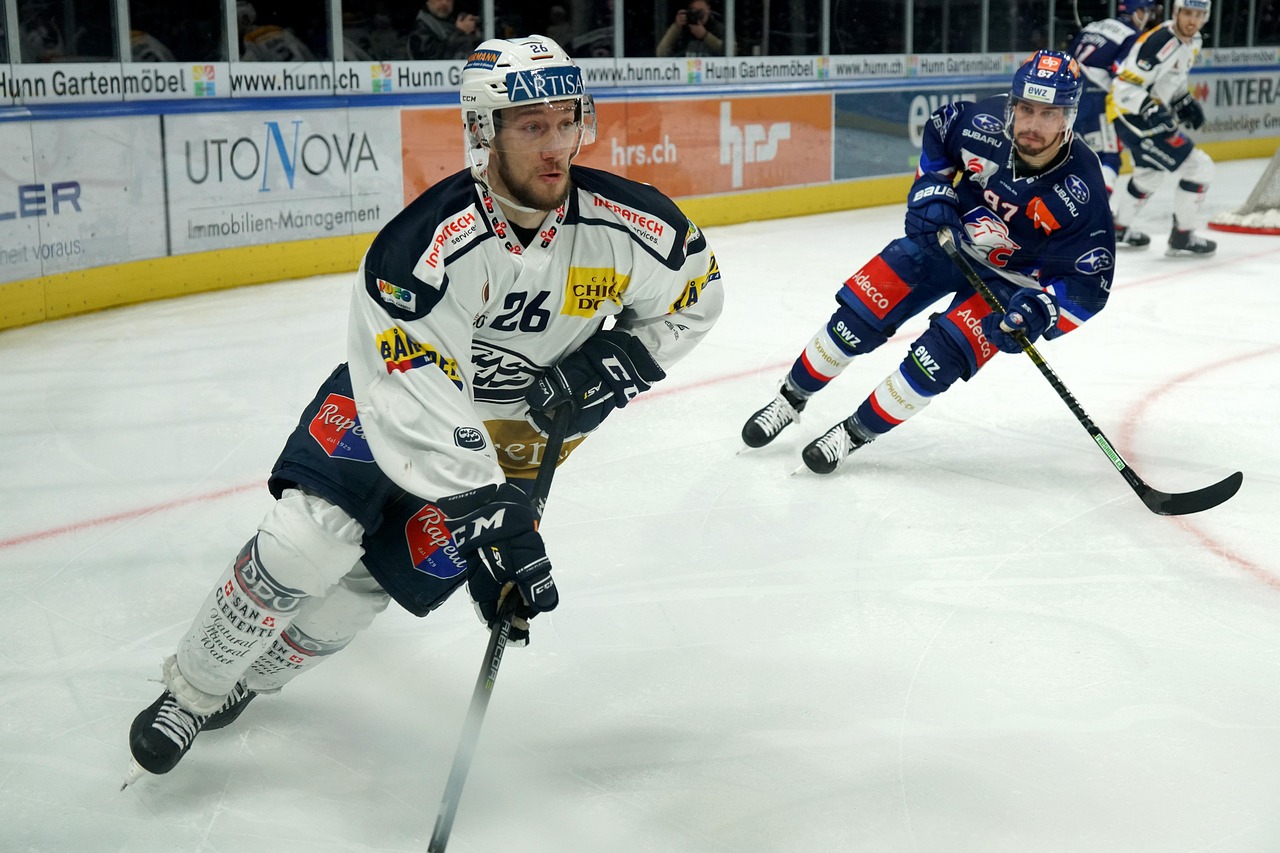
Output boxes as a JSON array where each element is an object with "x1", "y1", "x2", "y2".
[{"x1": 120, "y1": 758, "x2": 149, "y2": 791}]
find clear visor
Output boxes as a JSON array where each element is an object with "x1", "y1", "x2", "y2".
[{"x1": 488, "y1": 96, "x2": 597, "y2": 154}]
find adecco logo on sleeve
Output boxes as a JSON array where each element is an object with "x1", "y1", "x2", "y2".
[{"x1": 576, "y1": 94, "x2": 832, "y2": 195}]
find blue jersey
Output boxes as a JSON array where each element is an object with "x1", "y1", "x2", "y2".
[{"x1": 918, "y1": 95, "x2": 1115, "y2": 336}]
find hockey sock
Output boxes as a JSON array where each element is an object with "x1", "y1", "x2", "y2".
[
  {"x1": 173, "y1": 536, "x2": 307, "y2": 709},
  {"x1": 786, "y1": 303, "x2": 887, "y2": 395},
  {"x1": 1173, "y1": 179, "x2": 1209, "y2": 229}
]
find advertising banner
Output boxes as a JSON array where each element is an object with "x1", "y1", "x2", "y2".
[
  {"x1": 0, "y1": 117, "x2": 166, "y2": 284},
  {"x1": 0, "y1": 63, "x2": 227, "y2": 104},
  {"x1": 1191, "y1": 69, "x2": 1280, "y2": 142},
  {"x1": 577, "y1": 94, "x2": 833, "y2": 195},
  {"x1": 164, "y1": 107, "x2": 404, "y2": 254}
]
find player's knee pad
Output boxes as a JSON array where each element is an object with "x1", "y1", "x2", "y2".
[
  {"x1": 1178, "y1": 147, "x2": 1214, "y2": 186},
  {"x1": 1128, "y1": 167, "x2": 1167, "y2": 198},
  {"x1": 902, "y1": 325, "x2": 968, "y2": 393},
  {"x1": 254, "y1": 487, "x2": 366, "y2": 597}
]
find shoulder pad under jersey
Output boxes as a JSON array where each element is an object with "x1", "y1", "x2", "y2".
[
  {"x1": 571, "y1": 165, "x2": 693, "y2": 267},
  {"x1": 362, "y1": 169, "x2": 485, "y2": 321}
]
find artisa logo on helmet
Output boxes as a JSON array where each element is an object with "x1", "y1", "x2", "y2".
[{"x1": 506, "y1": 67, "x2": 584, "y2": 103}]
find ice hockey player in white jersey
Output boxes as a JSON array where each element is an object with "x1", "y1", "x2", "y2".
[
  {"x1": 1067, "y1": 0, "x2": 1162, "y2": 204},
  {"x1": 125, "y1": 35, "x2": 723, "y2": 784},
  {"x1": 1109, "y1": 0, "x2": 1216, "y2": 256}
]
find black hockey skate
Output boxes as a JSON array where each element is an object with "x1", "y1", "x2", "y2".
[
  {"x1": 801, "y1": 418, "x2": 871, "y2": 474},
  {"x1": 1115, "y1": 225, "x2": 1150, "y2": 248},
  {"x1": 127, "y1": 683, "x2": 252, "y2": 778},
  {"x1": 742, "y1": 386, "x2": 807, "y2": 448},
  {"x1": 203, "y1": 688, "x2": 257, "y2": 731},
  {"x1": 1166, "y1": 226, "x2": 1216, "y2": 257}
]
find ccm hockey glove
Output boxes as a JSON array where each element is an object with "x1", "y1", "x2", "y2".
[
  {"x1": 526, "y1": 329, "x2": 666, "y2": 438},
  {"x1": 437, "y1": 483, "x2": 557, "y2": 646},
  {"x1": 1171, "y1": 92, "x2": 1206, "y2": 130},
  {"x1": 980, "y1": 287, "x2": 1060, "y2": 353},
  {"x1": 904, "y1": 173, "x2": 963, "y2": 250}
]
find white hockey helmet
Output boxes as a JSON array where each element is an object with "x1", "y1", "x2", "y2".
[
  {"x1": 1173, "y1": 0, "x2": 1211, "y2": 20},
  {"x1": 460, "y1": 35, "x2": 596, "y2": 173}
]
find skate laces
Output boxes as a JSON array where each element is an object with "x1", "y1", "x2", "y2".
[
  {"x1": 752, "y1": 395, "x2": 798, "y2": 435},
  {"x1": 153, "y1": 695, "x2": 206, "y2": 749},
  {"x1": 812, "y1": 423, "x2": 853, "y2": 464}
]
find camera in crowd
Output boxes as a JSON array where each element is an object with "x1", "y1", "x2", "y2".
[{"x1": 684, "y1": 6, "x2": 706, "y2": 25}]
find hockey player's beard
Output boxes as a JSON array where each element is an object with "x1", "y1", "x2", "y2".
[
  {"x1": 494, "y1": 154, "x2": 573, "y2": 213},
  {"x1": 1014, "y1": 131, "x2": 1063, "y2": 164}
]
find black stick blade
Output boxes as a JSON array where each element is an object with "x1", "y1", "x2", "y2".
[{"x1": 1139, "y1": 470, "x2": 1244, "y2": 516}]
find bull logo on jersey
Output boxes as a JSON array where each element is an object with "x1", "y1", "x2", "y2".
[
  {"x1": 404, "y1": 503, "x2": 468, "y2": 580},
  {"x1": 972, "y1": 114, "x2": 1004, "y2": 134},
  {"x1": 964, "y1": 212, "x2": 1022, "y2": 267},
  {"x1": 307, "y1": 393, "x2": 374, "y2": 462},
  {"x1": 471, "y1": 340, "x2": 540, "y2": 404}
]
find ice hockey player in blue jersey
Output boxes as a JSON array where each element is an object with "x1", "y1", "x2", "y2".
[
  {"x1": 1067, "y1": 0, "x2": 1163, "y2": 219},
  {"x1": 124, "y1": 35, "x2": 723, "y2": 785},
  {"x1": 741, "y1": 49, "x2": 1115, "y2": 475}
]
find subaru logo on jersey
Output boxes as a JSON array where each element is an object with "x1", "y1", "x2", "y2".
[
  {"x1": 307, "y1": 394, "x2": 374, "y2": 462},
  {"x1": 1064, "y1": 174, "x2": 1090, "y2": 204},
  {"x1": 454, "y1": 426, "x2": 486, "y2": 450},
  {"x1": 405, "y1": 503, "x2": 469, "y2": 580},
  {"x1": 1075, "y1": 247, "x2": 1114, "y2": 274},
  {"x1": 506, "y1": 66, "x2": 583, "y2": 103},
  {"x1": 972, "y1": 113, "x2": 1004, "y2": 134}
]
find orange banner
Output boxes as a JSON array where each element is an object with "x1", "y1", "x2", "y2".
[
  {"x1": 576, "y1": 94, "x2": 832, "y2": 196},
  {"x1": 400, "y1": 93, "x2": 833, "y2": 203}
]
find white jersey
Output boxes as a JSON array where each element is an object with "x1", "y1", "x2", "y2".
[
  {"x1": 347, "y1": 165, "x2": 724, "y2": 501},
  {"x1": 1110, "y1": 20, "x2": 1201, "y2": 117}
]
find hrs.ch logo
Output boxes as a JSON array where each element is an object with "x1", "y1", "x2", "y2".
[{"x1": 719, "y1": 102, "x2": 791, "y2": 189}]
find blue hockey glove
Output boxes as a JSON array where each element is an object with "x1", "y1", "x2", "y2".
[
  {"x1": 904, "y1": 173, "x2": 962, "y2": 250},
  {"x1": 526, "y1": 329, "x2": 666, "y2": 438},
  {"x1": 437, "y1": 483, "x2": 557, "y2": 646},
  {"x1": 1171, "y1": 92, "x2": 1206, "y2": 130},
  {"x1": 980, "y1": 288, "x2": 1060, "y2": 353}
]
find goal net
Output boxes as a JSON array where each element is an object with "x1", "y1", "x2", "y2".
[{"x1": 1209, "y1": 147, "x2": 1280, "y2": 234}]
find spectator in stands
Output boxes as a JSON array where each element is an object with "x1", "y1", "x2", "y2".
[
  {"x1": 656, "y1": 0, "x2": 726, "y2": 57},
  {"x1": 546, "y1": 5, "x2": 574, "y2": 49},
  {"x1": 131, "y1": 30, "x2": 177, "y2": 62},
  {"x1": 238, "y1": 1, "x2": 317, "y2": 62},
  {"x1": 406, "y1": 0, "x2": 482, "y2": 60}
]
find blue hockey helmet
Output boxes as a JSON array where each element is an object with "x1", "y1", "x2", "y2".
[
  {"x1": 1118, "y1": 0, "x2": 1162, "y2": 14},
  {"x1": 1006, "y1": 50, "x2": 1083, "y2": 145}
]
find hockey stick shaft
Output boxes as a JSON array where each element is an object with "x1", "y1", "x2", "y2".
[
  {"x1": 937, "y1": 229, "x2": 1241, "y2": 515},
  {"x1": 427, "y1": 404, "x2": 573, "y2": 853}
]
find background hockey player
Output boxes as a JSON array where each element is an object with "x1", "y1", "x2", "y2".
[
  {"x1": 1109, "y1": 0, "x2": 1216, "y2": 256},
  {"x1": 1067, "y1": 0, "x2": 1163, "y2": 235},
  {"x1": 126, "y1": 35, "x2": 724, "y2": 783},
  {"x1": 741, "y1": 50, "x2": 1114, "y2": 475}
]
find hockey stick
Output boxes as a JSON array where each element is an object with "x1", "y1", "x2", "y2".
[
  {"x1": 427, "y1": 403, "x2": 573, "y2": 853},
  {"x1": 937, "y1": 229, "x2": 1242, "y2": 515}
]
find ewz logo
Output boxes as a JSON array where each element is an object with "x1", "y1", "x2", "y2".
[{"x1": 719, "y1": 102, "x2": 790, "y2": 189}]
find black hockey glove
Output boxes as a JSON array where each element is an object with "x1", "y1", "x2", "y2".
[
  {"x1": 526, "y1": 329, "x2": 666, "y2": 438},
  {"x1": 904, "y1": 173, "x2": 963, "y2": 251},
  {"x1": 980, "y1": 287, "x2": 1060, "y2": 353},
  {"x1": 437, "y1": 483, "x2": 557, "y2": 646},
  {"x1": 1136, "y1": 96, "x2": 1177, "y2": 135},
  {"x1": 1171, "y1": 92, "x2": 1206, "y2": 130}
]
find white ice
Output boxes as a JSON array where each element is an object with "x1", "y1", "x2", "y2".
[{"x1": 2, "y1": 158, "x2": 1278, "y2": 853}]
